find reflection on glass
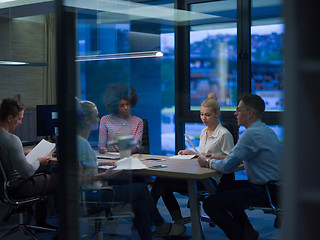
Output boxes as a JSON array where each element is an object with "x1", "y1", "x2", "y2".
[
  {"x1": 189, "y1": 0, "x2": 237, "y2": 110},
  {"x1": 251, "y1": 0, "x2": 284, "y2": 111}
]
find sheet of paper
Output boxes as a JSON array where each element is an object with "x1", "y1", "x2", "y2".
[
  {"x1": 99, "y1": 156, "x2": 147, "y2": 170},
  {"x1": 26, "y1": 139, "x2": 56, "y2": 164},
  {"x1": 96, "y1": 152, "x2": 120, "y2": 160},
  {"x1": 169, "y1": 155, "x2": 195, "y2": 159},
  {"x1": 184, "y1": 134, "x2": 205, "y2": 157}
]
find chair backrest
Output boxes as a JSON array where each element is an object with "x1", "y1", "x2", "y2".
[
  {"x1": 0, "y1": 155, "x2": 6, "y2": 201},
  {"x1": 221, "y1": 122, "x2": 239, "y2": 145},
  {"x1": 139, "y1": 119, "x2": 150, "y2": 154}
]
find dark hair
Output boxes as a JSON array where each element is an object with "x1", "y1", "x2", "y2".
[
  {"x1": 103, "y1": 82, "x2": 139, "y2": 114},
  {"x1": 0, "y1": 98, "x2": 25, "y2": 122},
  {"x1": 240, "y1": 94, "x2": 265, "y2": 119}
]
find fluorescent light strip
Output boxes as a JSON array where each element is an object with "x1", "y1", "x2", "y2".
[
  {"x1": 0, "y1": 61, "x2": 48, "y2": 66},
  {"x1": 76, "y1": 51, "x2": 163, "y2": 62}
]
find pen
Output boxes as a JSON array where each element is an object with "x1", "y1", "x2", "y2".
[{"x1": 149, "y1": 165, "x2": 167, "y2": 168}]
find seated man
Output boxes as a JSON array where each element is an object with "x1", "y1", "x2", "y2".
[
  {"x1": 198, "y1": 94, "x2": 282, "y2": 240},
  {"x1": 0, "y1": 98, "x2": 58, "y2": 228}
]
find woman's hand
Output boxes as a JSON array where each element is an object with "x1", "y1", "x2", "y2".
[
  {"x1": 101, "y1": 165, "x2": 123, "y2": 179},
  {"x1": 99, "y1": 147, "x2": 107, "y2": 154},
  {"x1": 178, "y1": 150, "x2": 195, "y2": 155},
  {"x1": 38, "y1": 156, "x2": 51, "y2": 166},
  {"x1": 202, "y1": 152, "x2": 213, "y2": 158}
]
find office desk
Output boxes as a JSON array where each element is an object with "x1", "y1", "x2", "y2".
[{"x1": 99, "y1": 154, "x2": 243, "y2": 240}]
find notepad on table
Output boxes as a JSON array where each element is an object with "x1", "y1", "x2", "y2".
[{"x1": 169, "y1": 155, "x2": 195, "y2": 159}]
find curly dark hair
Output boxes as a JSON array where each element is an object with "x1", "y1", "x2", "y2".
[
  {"x1": 103, "y1": 82, "x2": 139, "y2": 114},
  {"x1": 0, "y1": 98, "x2": 25, "y2": 122}
]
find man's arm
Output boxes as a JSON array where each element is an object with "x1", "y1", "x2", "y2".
[
  {"x1": 9, "y1": 136, "x2": 39, "y2": 178},
  {"x1": 198, "y1": 129, "x2": 255, "y2": 173}
]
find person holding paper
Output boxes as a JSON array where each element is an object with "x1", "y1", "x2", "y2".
[
  {"x1": 77, "y1": 100, "x2": 186, "y2": 239},
  {"x1": 151, "y1": 93, "x2": 234, "y2": 225},
  {"x1": 0, "y1": 98, "x2": 58, "y2": 229},
  {"x1": 98, "y1": 82, "x2": 143, "y2": 154},
  {"x1": 198, "y1": 94, "x2": 282, "y2": 240}
]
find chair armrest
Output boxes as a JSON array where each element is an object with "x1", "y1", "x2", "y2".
[{"x1": 5, "y1": 173, "x2": 49, "y2": 205}]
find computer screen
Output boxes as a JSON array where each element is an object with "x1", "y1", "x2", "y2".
[{"x1": 36, "y1": 105, "x2": 58, "y2": 137}]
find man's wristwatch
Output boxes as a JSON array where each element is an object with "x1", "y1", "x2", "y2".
[{"x1": 205, "y1": 158, "x2": 210, "y2": 168}]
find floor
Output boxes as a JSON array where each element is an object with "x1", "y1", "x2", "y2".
[{"x1": 0, "y1": 193, "x2": 281, "y2": 240}]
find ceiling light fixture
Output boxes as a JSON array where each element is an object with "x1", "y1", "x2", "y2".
[
  {"x1": 76, "y1": 50, "x2": 163, "y2": 62},
  {"x1": 0, "y1": 61, "x2": 48, "y2": 66}
]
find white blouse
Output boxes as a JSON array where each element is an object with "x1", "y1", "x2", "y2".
[
  {"x1": 199, "y1": 123, "x2": 234, "y2": 156},
  {"x1": 198, "y1": 123, "x2": 234, "y2": 184}
]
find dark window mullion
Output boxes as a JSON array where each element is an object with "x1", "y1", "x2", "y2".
[
  {"x1": 175, "y1": 0, "x2": 190, "y2": 153},
  {"x1": 237, "y1": 0, "x2": 251, "y2": 96}
]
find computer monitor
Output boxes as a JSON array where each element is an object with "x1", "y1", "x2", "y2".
[{"x1": 36, "y1": 105, "x2": 58, "y2": 137}]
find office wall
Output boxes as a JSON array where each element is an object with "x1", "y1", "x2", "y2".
[{"x1": 0, "y1": 17, "x2": 45, "y2": 107}]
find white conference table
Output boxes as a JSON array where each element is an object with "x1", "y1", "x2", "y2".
[{"x1": 98, "y1": 153, "x2": 244, "y2": 240}]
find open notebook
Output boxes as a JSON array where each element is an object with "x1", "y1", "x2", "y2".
[{"x1": 184, "y1": 134, "x2": 205, "y2": 157}]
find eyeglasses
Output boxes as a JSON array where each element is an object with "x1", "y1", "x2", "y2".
[{"x1": 236, "y1": 107, "x2": 251, "y2": 113}]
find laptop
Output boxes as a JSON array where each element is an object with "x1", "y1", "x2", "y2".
[{"x1": 96, "y1": 152, "x2": 120, "y2": 160}]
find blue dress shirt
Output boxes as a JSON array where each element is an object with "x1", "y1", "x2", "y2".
[{"x1": 209, "y1": 120, "x2": 282, "y2": 185}]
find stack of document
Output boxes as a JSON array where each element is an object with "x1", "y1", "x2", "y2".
[
  {"x1": 169, "y1": 155, "x2": 195, "y2": 159},
  {"x1": 99, "y1": 156, "x2": 147, "y2": 170}
]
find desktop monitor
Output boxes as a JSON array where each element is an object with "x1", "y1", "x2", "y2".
[{"x1": 36, "y1": 105, "x2": 58, "y2": 137}]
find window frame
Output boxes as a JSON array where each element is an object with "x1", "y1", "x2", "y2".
[{"x1": 175, "y1": 0, "x2": 283, "y2": 153}]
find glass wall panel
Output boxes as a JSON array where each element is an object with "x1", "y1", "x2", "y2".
[
  {"x1": 251, "y1": 0, "x2": 284, "y2": 111},
  {"x1": 189, "y1": 0, "x2": 237, "y2": 111},
  {"x1": 77, "y1": 1, "x2": 175, "y2": 156},
  {"x1": 74, "y1": 1, "x2": 177, "y2": 237}
]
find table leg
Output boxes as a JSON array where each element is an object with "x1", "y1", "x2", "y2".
[{"x1": 187, "y1": 179, "x2": 204, "y2": 240}]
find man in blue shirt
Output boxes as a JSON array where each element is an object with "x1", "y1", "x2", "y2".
[{"x1": 198, "y1": 94, "x2": 281, "y2": 240}]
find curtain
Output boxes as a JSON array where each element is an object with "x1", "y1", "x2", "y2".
[{"x1": 43, "y1": 14, "x2": 56, "y2": 104}]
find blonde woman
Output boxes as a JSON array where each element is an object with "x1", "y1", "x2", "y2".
[
  {"x1": 77, "y1": 100, "x2": 185, "y2": 239},
  {"x1": 151, "y1": 93, "x2": 234, "y2": 225}
]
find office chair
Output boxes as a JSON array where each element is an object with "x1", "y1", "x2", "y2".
[
  {"x1": 248, "y1": 180, "x2": 282, "y2": 228},
  {"x1": 0, "y1": 156, "x2": 56, "y2": 240},
  {"x1": 139, "y1": 119, "x2": 150, "y2": 154},
  {"x1": 79, "y1": 187, "x2": 134, "y2": 240}
]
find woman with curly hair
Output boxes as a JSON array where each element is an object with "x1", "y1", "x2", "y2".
[{"x1": 98, "y1": 82, "x2": 143, "y2": 154}]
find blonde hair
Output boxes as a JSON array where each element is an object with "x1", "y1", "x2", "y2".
[
  {"x1": 201, "y1": 93, "x2": 220, "y2": 113},
  {"x1": 77, "y1": 100, "x2": 97, "y2": 130}
]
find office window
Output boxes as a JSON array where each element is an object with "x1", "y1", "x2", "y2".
[
  {"x1": 77, "y1": 2, "x2": 175, "y2": 156},
  {"x1": 184, "y1": 122, "x2": 204, "y2": 153},
  {"x1": 251, "y1": 0, "x2": 284, "y2": 111},
  {"x1": 189, "y1": 0, "x2": 237, "y2": 111}
]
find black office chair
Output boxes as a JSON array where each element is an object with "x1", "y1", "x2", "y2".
[
  {"x1": 139, "y1": 119, "x2": 150, "y2": 154},
  {"x1": 248, "y1": 180, "x2": 282, "y2": 228},
  {"x1": 0, "y1": 156, "x2": 56, "y2": 239},
  {"x1": 183, "y1": 122, "x2": 239, "y2": 226},
  {"x1": 79, "y1": 187, "x2": 134, "y2": 240}
]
